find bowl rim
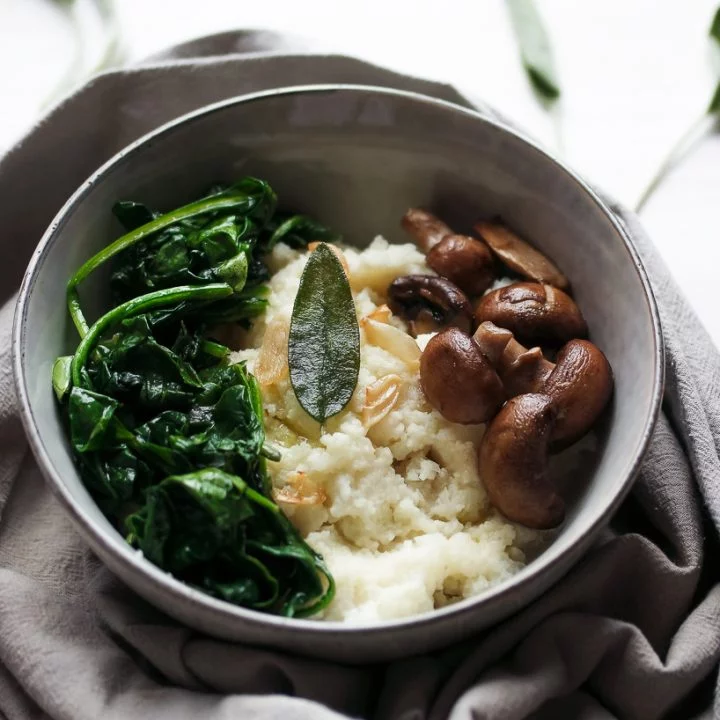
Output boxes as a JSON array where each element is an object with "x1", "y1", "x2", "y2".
[{"x1": 12, "y1": 82, "x2": 664, "y2": 638}]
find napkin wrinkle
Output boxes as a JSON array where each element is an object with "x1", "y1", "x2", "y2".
[{"x1": 1, "y1": 31, "x2": 719, "y2": 720}]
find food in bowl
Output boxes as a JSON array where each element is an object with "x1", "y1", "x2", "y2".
[{"x1": 52, "y1": 177, "x2": 612, "y2": 622}]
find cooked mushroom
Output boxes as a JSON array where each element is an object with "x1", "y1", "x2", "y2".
[
  {"x1": 401, "y1": 209, "x2": 495, "y2": 295},
  {"x1": 420, "y1": 327, "x2": 505, "y2": 424},
  {"x1": 474, "y1": 281, "x2": 587, "y2": 346},
  {"x1": 427, "y1": 236, "x2": 495, "y2": 296},
  {"x1": 389, "y1": 275, "x2": 474, "y2": 335},
  {"x1": 401, "y1": 208, "x2": 454, "y2": 250},
  {"x1": 479, "y1": 393, "x2": 564, "y2": 529},
  {"x1": 473, "y1": 321, "x2": 613, "y2": 447},
  {"x1": 473, "y1": 220, "x2": 569, "y2": 290}
]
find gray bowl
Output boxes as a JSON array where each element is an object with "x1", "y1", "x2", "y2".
[{"x1": 13, "y1": 85, "x2": 663, "y2": 663}]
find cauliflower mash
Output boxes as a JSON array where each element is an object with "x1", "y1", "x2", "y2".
[{"x1": 232, "y1": 237, "x2": 540, "y2": 622}]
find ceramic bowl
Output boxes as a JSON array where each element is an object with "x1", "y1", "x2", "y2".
[{"x1": 13, "y1": 85, "x2": 663, "y2": 663}]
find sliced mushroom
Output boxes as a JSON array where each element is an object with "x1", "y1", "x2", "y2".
[
  {"x1": 401, "y1": 208, "x2": 454, "y2": 251},
  {"x1": 401, "y1": 209, "x2": 495, "y2": 295},
  {"x1": 473, "y1": 321, "x2": 613, "y2": 447},
  {"x1": 479, "y1": 393, "x2": 564, "y2": 529},
  {"x1": 473, "y1": 220, "x2": 568, "y2": 290},
  {"x1": 474, "y1": 282, "x2": 587, "y2": 346},
  {"x1": 389, "y1": 275, "x2": 474, "y2": 335},
  {"x1": 420, "y1": 327, "x2": 505, "y2": 424}
]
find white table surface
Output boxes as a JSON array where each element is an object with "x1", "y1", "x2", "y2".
[{"x1": 2, "y1": 0, "x2": 719, "y2": 344}]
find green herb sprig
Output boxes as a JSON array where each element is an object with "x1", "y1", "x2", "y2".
[
  {"x1": 55, "y1": 179, "x2": 338, "y2": 617},
  {"x1": 635, "y1": 6, "x2": 720, "y2": 211}
]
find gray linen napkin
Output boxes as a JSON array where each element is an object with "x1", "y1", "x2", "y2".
[{"x1": 1, "y1": 32, "x2": 719, "y2": 720}]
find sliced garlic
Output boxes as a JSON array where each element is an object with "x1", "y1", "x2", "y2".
[
  {"x1": 361, "y1": 304, "x2": 392, "y2": 324},
  {"x1": 308, "y1": 241, "x2": 350, "y2": 277},
  {"x1": 273, "y1": 471, "x2": 327, "y2": 506},
  {"x1": 362, "y1": 318, "x2": 421, "y2": 370},
  {"x1": 254, "y1": 317, "x2": 289, "y2": 387},
  {"x1": 362, "y1": 374, "x2": 402, "y2": 429}
]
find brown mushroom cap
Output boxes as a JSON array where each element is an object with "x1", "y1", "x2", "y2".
[
  {"x1": 401, "y1": 208, "x2": 453, "y2": 251},
  {"x1": 426, "y1": 234, "x2": 496, "y2": 296},
  {"x1": 474, "y1": 282, "x2": 588, "y2": 346},
  {"x1": 420, "y1": 327, "x2": 505, "y2": 424},
  {"x1": 473, "y1": 220, "x2": 569, "y2": 290},
  {"x1": 543, "y1": 339, "x2": 613, "y2": 448},
  {"x1": 473, "y1": 322, "x2": 613, "y2": 447},
  {"x1": 479, "y1": 393, "x2": 564, "y2": 529},
  {"x1": 389, "y1": 275, "x2": 474, "y2": 335}
]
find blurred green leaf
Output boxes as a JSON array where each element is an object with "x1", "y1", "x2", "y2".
[{"x1": 506, "y1": 0, "x2": 560, "y2": 100}]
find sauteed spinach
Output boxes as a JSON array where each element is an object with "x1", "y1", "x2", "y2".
[{"x1": 53, "y1": 178, "x2": 336, "y2": 617}]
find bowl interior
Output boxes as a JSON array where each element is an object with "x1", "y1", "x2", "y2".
[{"x1": 15, "y1": 85, "x2": 661, "y2": 660}]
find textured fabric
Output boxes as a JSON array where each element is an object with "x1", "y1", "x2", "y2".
[{"x1": 1, "y1": 33, "x2": 719, "y2": 720}]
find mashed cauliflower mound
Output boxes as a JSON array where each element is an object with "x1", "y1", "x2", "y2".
[{"x1": 232, "y1": 238, "x2": 540, "y2": 623}]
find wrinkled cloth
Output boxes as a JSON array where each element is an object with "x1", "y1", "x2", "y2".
[{"x1": 0, "y1": 32, "x2": 719, "y2": 720}]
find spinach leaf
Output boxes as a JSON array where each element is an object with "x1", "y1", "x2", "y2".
[
  {"x1": 263, "y1": 213, "x2": 341, "y2": 252},
  {"x1": 506, "y1": 0, "x2": 560, "y2": 100},
  {"x1": 55, "y1": 179, "x2": 338, "y2": 617},
  {"x1": 288, "y1": 243, "x2": 360, "y2": 424},
  {"x1": 68, "y1": 387, "x2": 120, "y2": 453}
]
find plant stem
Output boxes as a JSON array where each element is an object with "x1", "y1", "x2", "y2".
[
  {"x1": 635, "y1": 113, "x2": 715, "y2": 213},
  {"x1": 67, "y1": 192, "x2": 257, "y2": 336},
  {"x1": 43, "y1": 0, "x2": 85, "y2": 110},
  {"x1": 70, "y1": 283, "x2": 232, "y2": 386},
  {"x1": 92, "y1": 0, "x2": 123, "y2": 73}
]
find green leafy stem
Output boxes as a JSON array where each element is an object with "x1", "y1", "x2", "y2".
[
  {"x1": 67, "y1": 190, "x2": 265, "y2": 336},
  {"x1": 70, "y1": 283, "x2": 232, "y2": 386}
]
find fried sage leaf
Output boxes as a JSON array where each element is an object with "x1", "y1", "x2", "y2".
[
  {"x1": 506, "y1": 0, "x2": 560, "y2": 100},
  {"x1": 289, "y1": 243, "x2": 360, "y2": 424}
]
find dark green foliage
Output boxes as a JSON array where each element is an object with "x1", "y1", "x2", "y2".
[{"x1": 56, "y1": 178, "x2": 336, "y2": 617}]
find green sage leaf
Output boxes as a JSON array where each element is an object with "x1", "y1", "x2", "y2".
[
  {"x1": 288, "y1": 243, "x2": 360, "y2": 424},
  {"x1": 506, "y1": 0, "x2": 560, "y2": 100}
]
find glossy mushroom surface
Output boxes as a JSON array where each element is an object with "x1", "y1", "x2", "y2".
[
  {"x1": 473, "y1": 322, "x2": 613, "y2": 447},
  {"x1": 419, "y1": 327, "x2": 505, "y2": 424},
  {"x1": 474, "y1": 282, "x2": 587, "y2": 346},
  {"x1": 389, "y1": 275, "x2": 474, "y2": 335},
  {"x1": 402, "y1": 209, "x2": 495, "y2": 295},
  {"x1": 426, "y1": 235, "x2": 495, "y2": 296},
  {"x1": 473, "y1": 220, "x2": 569, "y2": 290},
  {"x1": 479, "y1": 393, "x2": 564, "y2": 529},
  {"x1": 401, "y1": 208, "x2": 454, "y2": 250}
]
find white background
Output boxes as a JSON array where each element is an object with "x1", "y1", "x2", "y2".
[{"x1": 2, "y1": 0, "x2": 720, "y2": 343}]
